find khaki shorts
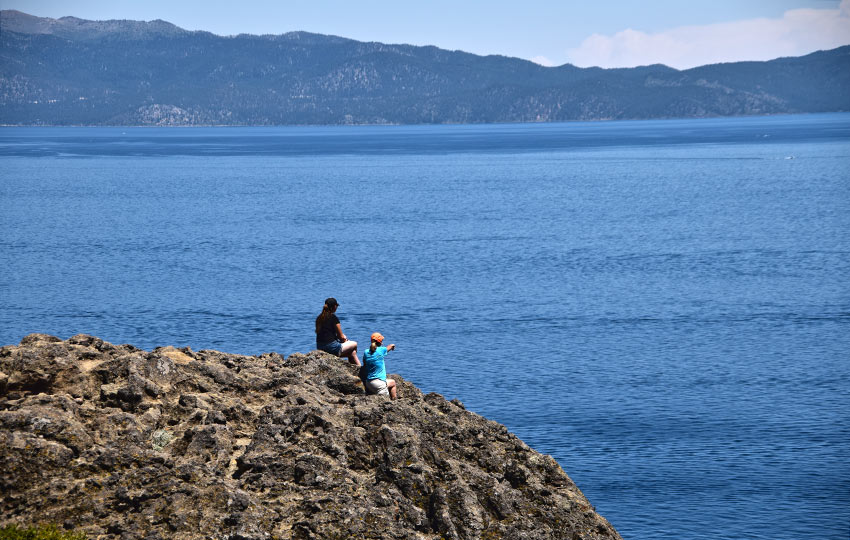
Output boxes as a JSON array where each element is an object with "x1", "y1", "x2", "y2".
[{"x1": 365, "y1": 378, "x2": 389, "y2": 396}]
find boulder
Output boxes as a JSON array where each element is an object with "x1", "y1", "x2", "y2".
[{"x1": 0, "y1": 334, "x2": 621, "y2": 539}]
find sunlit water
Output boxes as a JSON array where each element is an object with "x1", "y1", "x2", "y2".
[{"x1": 2, "y1": 114, "x2": 849, "y2": 539}]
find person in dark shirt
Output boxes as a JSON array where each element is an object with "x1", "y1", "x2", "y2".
[{"x1": 315, "y1": 297, "x2": 360, "y2": 366}]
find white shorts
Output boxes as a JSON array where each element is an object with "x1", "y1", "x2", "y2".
[{"x1": 366, "y1": 378, "x2": 389, "y2": 396}]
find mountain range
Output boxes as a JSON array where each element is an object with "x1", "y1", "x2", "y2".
[{"x1": 1, "y1": 10, "x2": 849, "y2": 126}]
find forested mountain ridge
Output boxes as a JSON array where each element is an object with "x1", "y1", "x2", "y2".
[{"x1": 2, "y1": 10, "x2": 848, "y2": 126}]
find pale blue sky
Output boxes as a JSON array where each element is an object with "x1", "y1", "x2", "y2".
[{"x1": 2, "y1": 0, "x2": 849, "y2": 68}]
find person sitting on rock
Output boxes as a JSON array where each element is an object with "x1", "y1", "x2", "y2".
[
  {"x1": 315, "y1": 297, "x2": 360, "y2": 366},
  {"x1": 361, "y1": 332, "x2": 397, "y2": 399}
]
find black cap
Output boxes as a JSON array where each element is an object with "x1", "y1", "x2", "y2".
[{"x1": 325, "y1": 297, "x2": 339, "y2": 308}]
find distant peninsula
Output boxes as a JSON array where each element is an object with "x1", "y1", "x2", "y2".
[
  {"x1": 0, "y1": 333, "x2": 622, "y2": 539},
  {"x1": 1, "y1": 9, "x2": 849, "y2": 126}
]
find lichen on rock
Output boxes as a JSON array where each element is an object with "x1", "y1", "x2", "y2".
[{"x1": 0, "y1": 333, "x2": 622, "y2": 539}]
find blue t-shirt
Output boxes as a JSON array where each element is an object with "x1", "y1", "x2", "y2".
[{"x1": 362, "y1": 346, "x2": 388, "y2": 381}]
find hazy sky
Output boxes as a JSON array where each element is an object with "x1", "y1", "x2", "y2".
[{"x1": 2, "y1": 0, "x2": 849, "y2": 68}]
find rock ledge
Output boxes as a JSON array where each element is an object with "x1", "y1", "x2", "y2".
[{"x1": 0, "y1": 334, "x2": 621, "y2": 539}]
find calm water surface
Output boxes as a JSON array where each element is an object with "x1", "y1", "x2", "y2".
[{"x1": 2, "y1": 114, "x2": 849, "y2": 539}]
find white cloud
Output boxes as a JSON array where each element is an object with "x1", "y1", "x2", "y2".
[
  {"x1": 530, "y1": 55, "x2": 556, "y2": 67},
  {"x1": 566, "y1": 0, "x2": 850, "y2": 69}
]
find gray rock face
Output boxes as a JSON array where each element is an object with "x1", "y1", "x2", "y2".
[{"x1": 0, "y1": 334, "x2": 621, "y2": 539}]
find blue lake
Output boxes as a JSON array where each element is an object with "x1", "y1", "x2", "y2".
[{"x1": 2, "y1": 114, "x2": 849, "y2": 539}]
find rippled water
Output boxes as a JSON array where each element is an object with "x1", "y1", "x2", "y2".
[{"x1": 2, "y1": 114, "x2": 849, "y2": 539}]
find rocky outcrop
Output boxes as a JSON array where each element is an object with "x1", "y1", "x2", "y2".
[{"x1": 0, "y1": 334, "x2": 621, "y2": 540}]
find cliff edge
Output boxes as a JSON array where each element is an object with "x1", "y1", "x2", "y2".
[{"x1": 0, "y1": 334, "x2": 621, "y2": 539}]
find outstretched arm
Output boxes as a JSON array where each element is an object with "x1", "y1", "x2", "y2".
[{"x1": 387, "y1": 344, "x2": 396, "y2": 351}]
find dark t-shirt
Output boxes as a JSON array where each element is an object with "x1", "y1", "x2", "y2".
[{"x1": 316, "y1": 313, "x2": 340, "y2": 345}]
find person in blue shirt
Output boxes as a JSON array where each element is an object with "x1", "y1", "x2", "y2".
[{"x1": 361, "y1": 332, "x2": 397, "y2": 399}]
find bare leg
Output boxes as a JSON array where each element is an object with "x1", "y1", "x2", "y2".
[
  {"x1": 387, "y1": 378, "x2": 398, "y2": 400},
  {"x1": 340, "y1": 340, "x2": 360, "y2": 366}
]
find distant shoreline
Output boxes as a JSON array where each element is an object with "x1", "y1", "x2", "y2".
[{"x1": 2, "y1": 110, "x2": 846, "y2": 129}]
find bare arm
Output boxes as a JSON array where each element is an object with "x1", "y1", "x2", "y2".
[
  {"x1": 387, "y1": 344, "x2": 395, "y2": 351},
  {"x1": 335, "y1": 323, "x2": 346, "y2": 342}
]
